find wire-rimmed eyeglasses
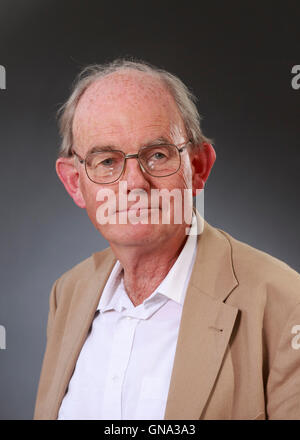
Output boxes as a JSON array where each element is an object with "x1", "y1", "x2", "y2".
[{"x1": 72, "y1": 140, "x2": 192, "y2": 184}]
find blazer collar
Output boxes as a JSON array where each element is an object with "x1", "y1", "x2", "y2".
[{"x1": 190, "y1": 211, "x2": 238, "y2": 302}]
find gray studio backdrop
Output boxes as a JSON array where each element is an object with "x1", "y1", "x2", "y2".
[{"x1": 0, "y1": 0, "x2": 299, "y2": 419}]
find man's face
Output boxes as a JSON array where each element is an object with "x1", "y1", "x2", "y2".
[{"x1": 71, "y1": 71, "x2": 196, "y2": 248}]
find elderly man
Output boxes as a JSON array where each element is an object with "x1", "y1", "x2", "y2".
[{"x1": 34, "y1": 59, "x2": 300, "y2": 420}]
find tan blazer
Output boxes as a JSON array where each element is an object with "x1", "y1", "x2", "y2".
[{"x1": 34, "y1": 215, "x2": 300, "y2": 420}]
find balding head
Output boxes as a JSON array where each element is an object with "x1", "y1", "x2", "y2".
[{"x1": 57, "y1": 59, "x2": 211, "y2": 157}]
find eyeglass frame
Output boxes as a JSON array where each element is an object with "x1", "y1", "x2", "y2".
[{"x1": 71, "y1": 139, "x2": 192, "y2": 184}]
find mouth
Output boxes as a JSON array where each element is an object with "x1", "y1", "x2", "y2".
[
  {"x1": 116, "y1": 206, "x2": 161, "y2": 213},
  {"x1": 116, "y1": 207, "x2": 161, "y2": 216}
]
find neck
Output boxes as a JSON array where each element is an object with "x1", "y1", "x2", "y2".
[{"x1": 110, "y1": 228, "x2": 188, "y2": 306}]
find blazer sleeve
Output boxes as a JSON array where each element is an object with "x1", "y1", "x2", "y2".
[{"x1": 266, "y1": 302, "x2": 300, "y2": 419}]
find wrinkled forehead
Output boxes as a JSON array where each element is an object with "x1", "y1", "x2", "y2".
[{"x1": 72, "y1": 71, "x2": 185, "y2": 142}]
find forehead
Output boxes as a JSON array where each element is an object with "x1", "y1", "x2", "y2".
[{"x1": 72, "y1": 71, "x2": 186, "y2": 149}]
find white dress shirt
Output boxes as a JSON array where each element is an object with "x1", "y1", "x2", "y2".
[{"x1": 58, "y1": 217, "x2": 199, "y2": 420}]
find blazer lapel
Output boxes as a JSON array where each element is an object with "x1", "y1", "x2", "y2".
[{"x1": 164, "y1": 215, "x2": 239, "y2": 419}]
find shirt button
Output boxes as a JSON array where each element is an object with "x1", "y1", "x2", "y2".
[
  {"x1": 126, "y1": 316, "x2": 132, "y2": 320},
  {"x1": 112, "y1": 375, "x2": 119, "y2": 382}
]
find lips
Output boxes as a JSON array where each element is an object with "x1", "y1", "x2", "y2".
[
  {"x1": 116, "y1": 203, "x2": 160, "y2": 213},
  {"x1": 116, "y1": 206, "x2": 160, "y2": 213}
]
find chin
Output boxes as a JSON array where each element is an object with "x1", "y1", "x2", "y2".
[{"x1": 99, "y1": 222, "x2": 171, "y2": 247}]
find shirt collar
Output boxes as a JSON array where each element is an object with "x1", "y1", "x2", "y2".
[{"x1": 97, "y1": 261, "x2": 123, "y2": 312}]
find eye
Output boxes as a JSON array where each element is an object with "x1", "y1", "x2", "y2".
[
  {"x1": 99, "y1": 157, "x2": 114, "y2": 167},
  {"x1": 146, "y1": 147, "x2": 170, "y2": 161},
  {"x1": 152, "y1": 151, "x2": 167, "y2": 160},
  {"x1": 90, "y1": 155, "x2": 117, "y2": 168}
]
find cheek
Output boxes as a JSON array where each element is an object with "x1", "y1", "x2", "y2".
[
  {"x1": 174, "y1": 166, "x2": 193, "y2": 190},
  {"x1": 155, "y1": 164, "x2": 193, "y2": 193},
  {"x1": 178, "y1": 155, "x2": 193, "y2": 187},
  {"x1": 79, "y1": 176, "x2": 99, "y2": 212},
  {"x1": 80, "y1": 178, "x2": 120, "y2": 225}
]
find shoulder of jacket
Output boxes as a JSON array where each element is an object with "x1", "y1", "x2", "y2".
[{"x1": 218, "y1": 228, "x2": 300, "y2": 306}]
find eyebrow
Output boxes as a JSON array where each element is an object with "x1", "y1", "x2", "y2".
[
  {"x1": 86, "y1": 146, "x2": 116, "y2": 155},
  {"x1": 145, "y1": 136, "x2": 172, "y2": 146},
  {"x1": 85, "y1": 137, "x2": 172, "y2": 155}
]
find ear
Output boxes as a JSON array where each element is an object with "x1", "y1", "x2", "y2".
[
  {"x1": 191, "y1": 142, "x2": 216, "y2": 196},
  {"x1": 56, "y1": 157, "x2": 86, "y2": 208}
]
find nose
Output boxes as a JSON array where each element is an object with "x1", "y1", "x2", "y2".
[{"x1": 122, "y1": 155, "x2": 151, "y2": 191}]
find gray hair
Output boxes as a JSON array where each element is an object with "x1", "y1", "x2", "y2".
[{"x1": 57, "y1": 58, "x2": 211, "y2": 157}]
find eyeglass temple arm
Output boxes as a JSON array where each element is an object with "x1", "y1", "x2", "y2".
[
  {"x1": 178, "y1": 139, "x2": 193, "y2": 153},
  {"x1": 72, "y1": 150, "x2": 85, "y2": 163}
]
